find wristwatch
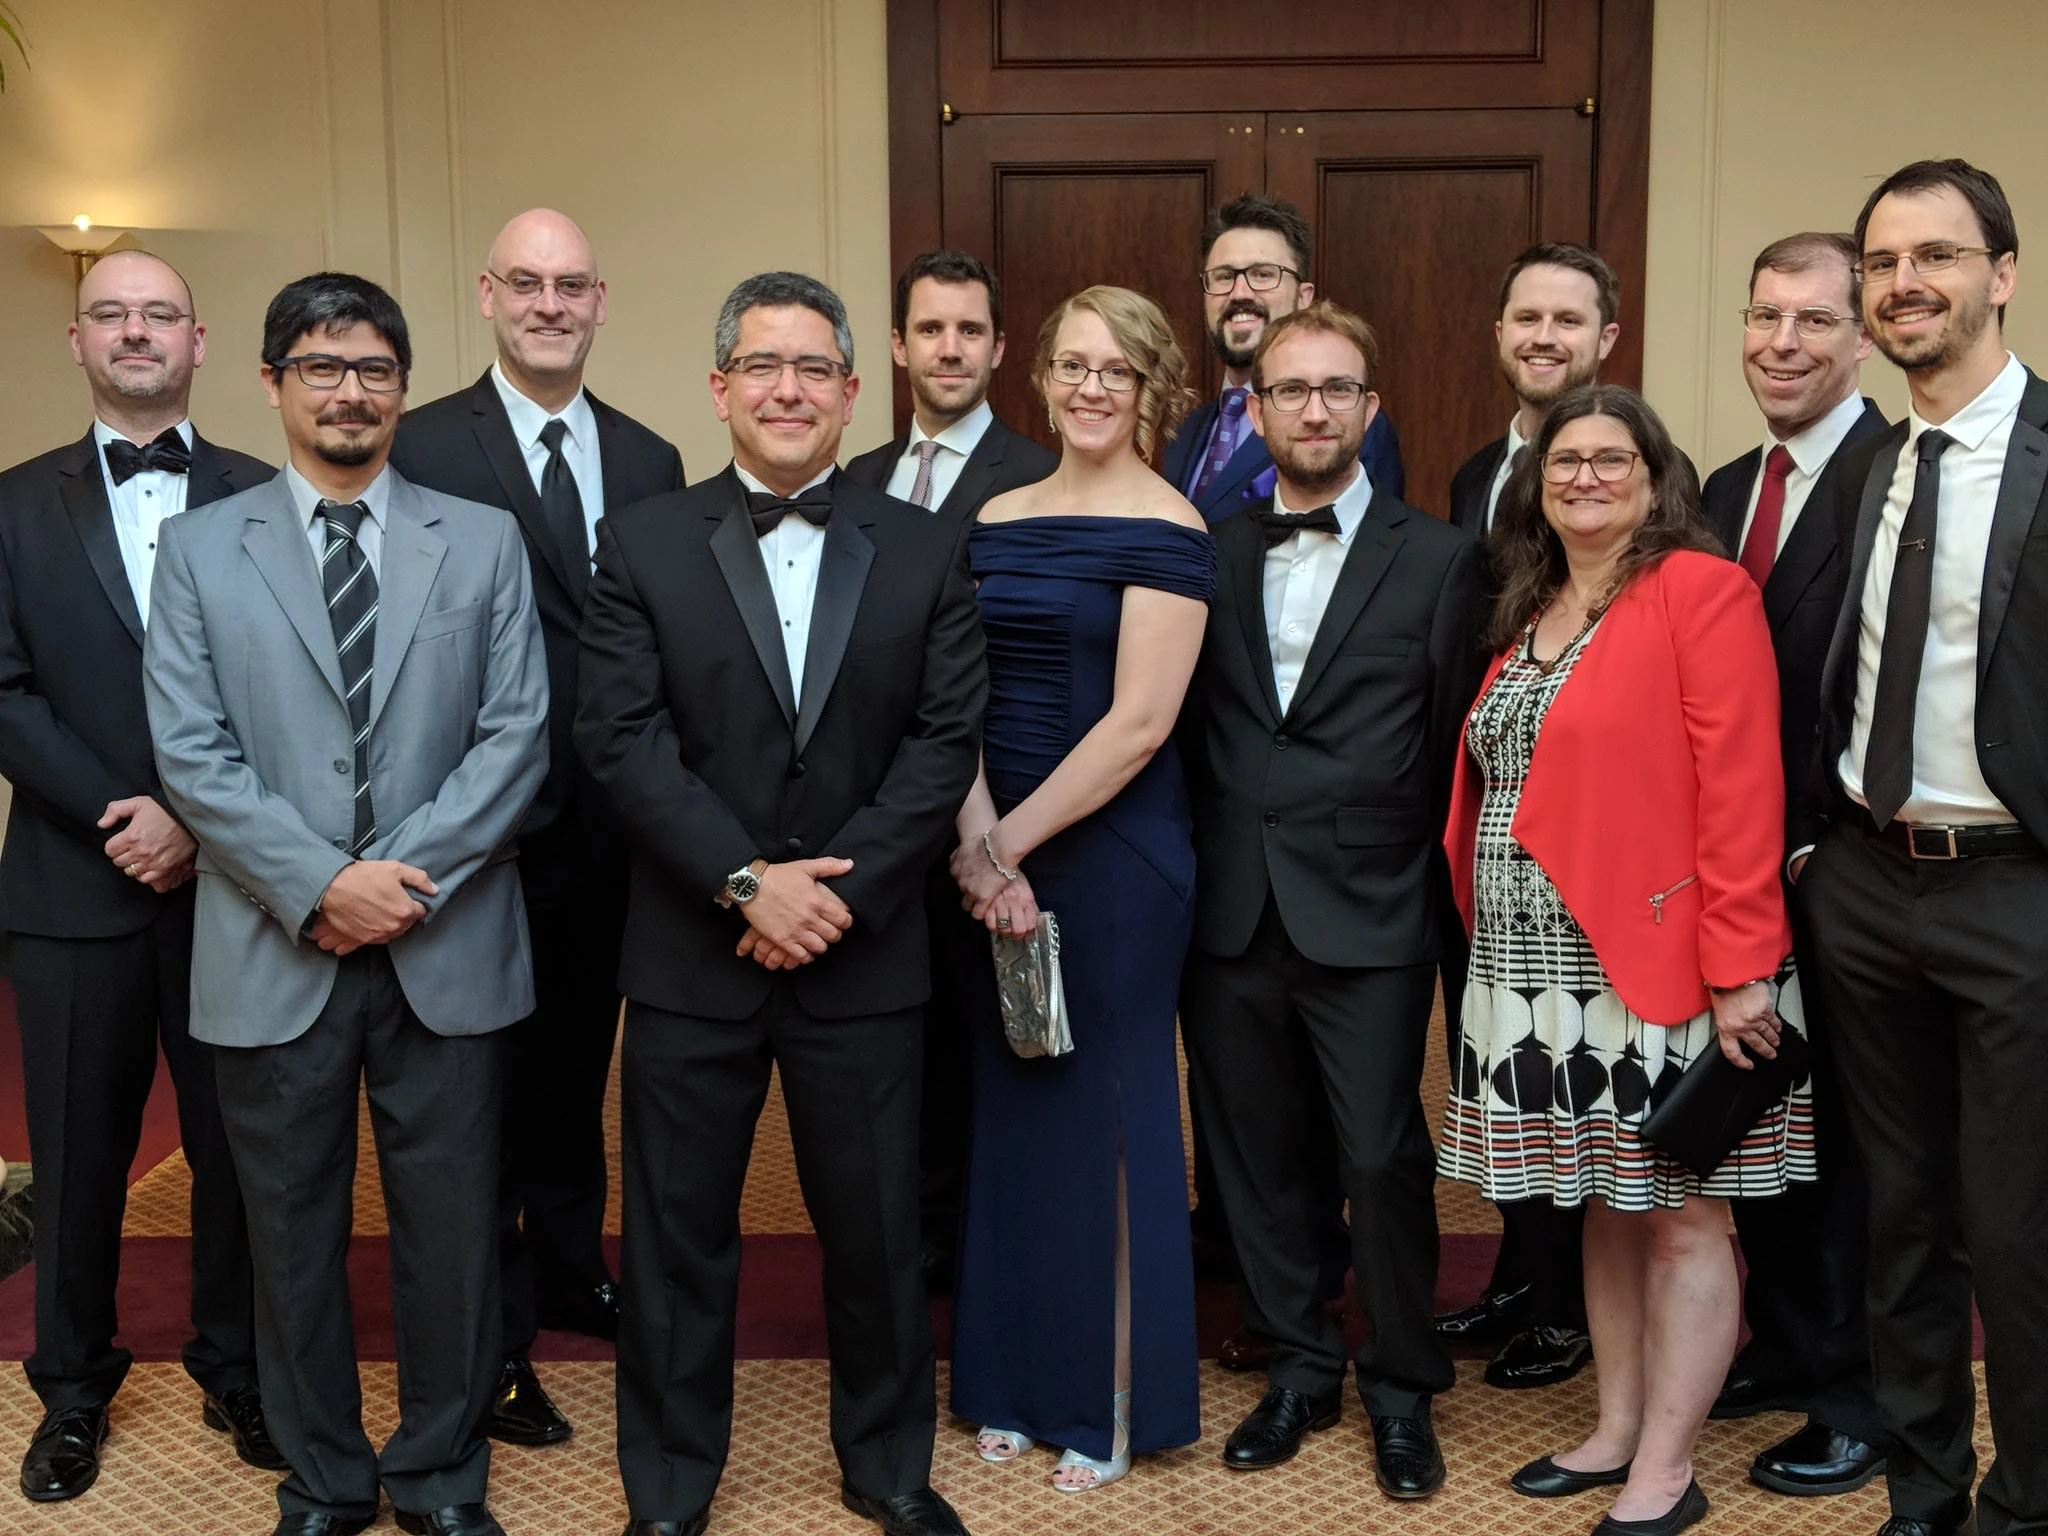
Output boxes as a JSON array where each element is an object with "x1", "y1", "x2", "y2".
[{"x1": 718, "y1": 858, "x2": 769, "y2": 909}]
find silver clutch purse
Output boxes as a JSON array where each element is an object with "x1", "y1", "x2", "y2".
[{"x1": 990, "y1": 910, "x2": 1072, "y2": 1059}]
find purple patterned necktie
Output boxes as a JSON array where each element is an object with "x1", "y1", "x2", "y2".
[{"x1": 1190, "y1": 387, "x2": 1250, "y2": 501}]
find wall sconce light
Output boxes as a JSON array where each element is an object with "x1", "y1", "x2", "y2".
[{"x1": 37, "y1": 215, "x2": 130, "y2": 283}]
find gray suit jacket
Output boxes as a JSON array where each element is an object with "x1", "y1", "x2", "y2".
[{"x1": 143, "y1": 468, "x2": 549, "y2": 1047}]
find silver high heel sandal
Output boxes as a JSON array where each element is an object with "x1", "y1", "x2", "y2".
[
  {"x1": 976, "y1": 1426, "x2": 1036, "y2": 1463},
  {"x1": 1052, "y1": 1389, "x2": 1131, "y2": 1492}
]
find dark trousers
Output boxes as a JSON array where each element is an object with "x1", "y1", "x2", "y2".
[
  {"x1": 11, "y1": 896, "x2": 255, "y2": 1412},
  {"x1": 616, "y1": 990, "x2": 936, "y2": 1522},
  {"x1": 917, "y1": 856, "x2": 979, "y2": 1269},
  {"x1": 1181, "y1": 900, "x2": 1456, "y2": 1417},
  {"x1": 213, "y1": 949, "x2": 503, "y2": 1523},
  {"x1": 1805, "y1": 818, "x2": 2048, "y2": 1535},
  {"x1": 500, "y1": 829, "x2": 625, "y2": 1354}
]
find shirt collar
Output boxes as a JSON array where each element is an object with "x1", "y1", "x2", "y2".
[
  {"x1": 907, "y1": 399, "x2": 994, "y2": 457},
  {"x1": 1503, "y1": 413, "x2": 1531, "y2": 462},
  {"x1": 732, "y1": 461, "x2": 835, "y2": 499},
  {"x1": 1272, "y1": 463, "x2": 1373, "y2": 545},
  {"x1": 1910, "y1": 351, "x2": 2025, "y2": 454},
  {"x1": 94, "y1": 418, "x2": 194, "y2": 452},
  {"x1": 1770, "y1": 390, "x2": 1869, "y2": 478},
  {"x1": 286, "y1": 462, "x2": 392, "y2": 534},
  {"x1": 490, "y1": 361, "x2": 595, "y2": 452}
]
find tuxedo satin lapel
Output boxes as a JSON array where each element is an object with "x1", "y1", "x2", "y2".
[
  {"x1": 1978, "y1": 399, "x2": 2048, "y2": 683},
  {"x1": 187, "y1": 434, "x2": 243, "y2": 514},
  {"x1": 708, "y1": 486, "x2": 797, "y2": 727},
  {"x1": 366, "y1": 479, "x2": 447, "y2": 732},
  {"x1": 56, "y1": 437, "x2": 146, "y2": 649},
  {"x1": 793, "y1": 503, "x2": 876, "y2": 756},
  {"x1": 241, "y1": 482, "x2": 347, "y2": 703},
  {"x1": 1819, "y1": 427, "x2": 1906, "y2": 732},
  {"x1": 469, "y1": 380, "x2": 577, "y2": 599},
  {"x1": 939, "y1": 427, "x2": 1003, "y2": 518},
  {"x1": 1224, "y1": 518, "x2": 1282, "y2": 723},
  {"x1": 1288, "y1": 510, "x2": 1403, "y2": 713}
]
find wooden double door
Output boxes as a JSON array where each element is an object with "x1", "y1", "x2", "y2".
[{"x1": 887, "y1": 0, "x2": 1652, "y2": 517}]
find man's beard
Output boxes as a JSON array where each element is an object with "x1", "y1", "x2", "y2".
[
  {"x1": 315, "y1": 439, "x2": 381, "y2": 467},
  {"x1": 1505, "y1": 348, "x2": 1598, "y2": 408},
  {"x1": 1208, "y1": 300, "x2": 1267, "y2": 369},
  {"x1": 1269, "y1": 431, "x2": 1360, "y2": 496},
  {"x1": 104, "y1": 348, "x2": 171, "y2": 399},
  {"x1": 1875, "y1": 288, "x2": 1993, "y2": 373}
]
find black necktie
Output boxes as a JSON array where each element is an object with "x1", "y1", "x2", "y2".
[
  {"x1": 104, "y1": 430, "x2": 192, "y2": 484},
  {"x1": 747, "y1": 482, "x2": 835, "y2": 539},
  {"x1": 319, "y1": 500, "x2": 379, "y2": 854},
  {"x1": 536, "y1": 419, "x2": 589, "y2": 603},
  {"x1": 1253, "y1": 504, "x2": 1342, "y2": 547},
  {"x1": 1862, "y1": 428, "x2": 1953, "y2": 828}
]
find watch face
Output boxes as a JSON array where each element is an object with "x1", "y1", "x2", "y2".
[{"x1": 730, "y1": 868, "x2": 762, "y2": 904}]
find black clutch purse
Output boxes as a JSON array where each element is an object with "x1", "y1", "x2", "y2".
[{"x1": 1639, "y1": 1015, "x2": 1812, "y2": 1178}]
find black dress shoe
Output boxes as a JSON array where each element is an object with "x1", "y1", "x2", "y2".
[
  {"x1": 396, "y1": 1505, "x2": 505, "y2": 1536},
  {"x1": 1875, "y1": 1514, "x2": 1978, "y2": 1536},
  {"x1": 1222, "y1": 1386, "x2": 1341, "y2": 1469},
  {"x1": 271, "y1": 1515, "x2": 373, "y2": 1536},
  {"x1": 1485, "y1": 1324, "x2": 1594, "y2": 1389},
  {"x1": 1433, "y1": 1282, "x2": 1533, "y2": 1343},
  {"x1": 20, "y1": 1404, "x2": 108, "y2": 1502},
  {"x1": 1369, "y1": 1412, "x2": 1446, "y2": 1499},
  {"x1": 1217, "y1": 1329, "x2": 1277, "y2": 1372},
  {"x1": 623, "y1": 1519, "x2": 709, "y2": 1536},
  {"x1": 1709, "y1": 1367, "x2": 1809, "y2": 1420},
  {"x1": 487, "y1": 1354, "x2": 572, "y2": 1445},
  {"x1": 1592, "y1": 1478, "x2": 1709, "y2": 1535},
  {"x1": 1750, "y1": 1421, "x2": 1886, "y2": 1496},
  {"x1": 1511, "y1": 1453, "x2": 1632, "y2": 1497},
  {"x1": 839, "y1": 1484, "x2": 970, "y2": 1536},
  {"x1": 204, "y1": 1384, "x2": 289, "y2": 1471},
  {"x1": 537, "y1": 1279, "x2": 620, "y2": 1342}
]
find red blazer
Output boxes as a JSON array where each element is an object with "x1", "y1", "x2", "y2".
[{"x1": 1444, "y1": 550, "x2": 1791, "y2": 1025}]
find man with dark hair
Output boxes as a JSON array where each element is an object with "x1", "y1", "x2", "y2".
[
  {"x1": 0, "y1": 250, "x2": 277, "y2": 1503},
  {"x1": 1701, "y1": 230, "x2": 1889, "y2": 1500},
  {"x1": 1806, "y1": 157, "x2": 2047, "y2": 1536},
  {"x1": 145, "y1": 271, "x2": 549, "y2": 1536},
  {"x1": 577, "y1": 271, "x2": 984, "y2": 1536},
  {"x1": 391, "y1": 209, "x2": 684, "y2": 1447}
]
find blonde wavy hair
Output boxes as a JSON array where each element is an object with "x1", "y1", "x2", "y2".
[{"x1": 1032, "y1": 285, "x2": 1194, "y2": 463}]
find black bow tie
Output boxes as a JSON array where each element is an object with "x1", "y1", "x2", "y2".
[
  {"x1": 746, "y1": 482, "x2": 835, "y2": 538},
  {"x1": 104, "y1": 430, "x2": 192, "y2": 485},
  {"x1": 1253, "y1": 504, "x2": 1342, "y2": 547}
]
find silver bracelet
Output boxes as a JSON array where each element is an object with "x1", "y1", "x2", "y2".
[{"x1": 982, "y1": 828, "x2": 1020, "y2": 882}]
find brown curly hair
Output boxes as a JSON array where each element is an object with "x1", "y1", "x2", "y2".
[{"x1": 1032, "y1": 285, "x2": 1194, "y2": 463}]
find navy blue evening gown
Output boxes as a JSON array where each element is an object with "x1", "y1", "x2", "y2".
[{"x1": 949, "y1": 515, "x2": 1215, "y2": 1460}]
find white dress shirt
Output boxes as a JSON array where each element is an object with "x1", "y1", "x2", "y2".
[
  {"x1": 93, "y1": 418, "x2": 194, "y2": 625},
  {"x1": 1263, "y1": 465, "x2": 1373, "y2": 712},
  {"x1": 287, "y1": 463, "x2": 389, "y2": 580},
  {"x1": 1840, "y1": 351, "x2": 2025, "y2": 824},
  {"x1": 736, "y1": 463, "x2": 833, "y2": 707},
  {"x1": 883, "y1": 399, "x2": 994, "y2": 511},
  {"x1": 1483, "y1": 413, "x2": 1531, "y2": 531},
  {"x1": 491, "y1": 362, "x2": 605, "y2": 562},
  {"x1": 1737, "y1": 390, "x2": 1869, "y2": 559}
]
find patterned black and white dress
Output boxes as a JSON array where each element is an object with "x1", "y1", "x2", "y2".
[{"x1": 1437, "y1": 618, "x2": 1816, "y2": 1211}]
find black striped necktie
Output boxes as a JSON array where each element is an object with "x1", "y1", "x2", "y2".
[{"x1": 318, "y1": 499, "x2": 379, "y2": 852}]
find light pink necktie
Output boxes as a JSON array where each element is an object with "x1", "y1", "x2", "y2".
[{"x1": 908, "y1": 440, "x2": 942, "y2": 509}]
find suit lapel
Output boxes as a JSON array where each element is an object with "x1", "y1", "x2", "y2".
[
  {"x1": 1199, "y1": 432, "x2": 1271, "y2": 515},
  {"x1": 56, "y1": 433, "x2": 147, "y2": 649},
  {"x1": 366, "y1": 475, "x2": 447, "y2": 732},
  {"x1": 465, "y1": 372, "x2": 579, "y2": 601},
  {"x1": 707, "y1": 474, "x2": 798, "y2": 728},
  {"x1": 1762, "y1": 467, "x2": 1835, "y2": 631},
  {"x1": 1706, "y1": 448, "x2": 1761, "y2": 553},
  {"x1": 186, "y1": 432, "x2": 245, "y2": 512},
  {"x1": 1819, "y1": 426, "x2": 1907, "y2": 734},
  {"x1": 1222, "y1": 517, "x2": 1282, "y2": 724},
  {"x1": 242, "y1": 479, "x2": 347, "y2": 703},
  {"x1": 1978, "y1": 377, "x2": 2048, "y2": 682},
  {"x1": 793, "y1": 491, "x2": 876, "y2": 756},
  {"x1": 938, "y1": 422, "x2": 1006, "y2": 518},
  {"x1": 1164, "y1": 400, "x2": 1215, "y2": 494},
  {"x1": 1287, "y1": 502, "x2": 1405, "y2": 715}
]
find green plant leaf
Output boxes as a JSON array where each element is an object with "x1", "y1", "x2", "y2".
[{"x1": 0, "y1": 2, "x2": 29, "y2": 93}]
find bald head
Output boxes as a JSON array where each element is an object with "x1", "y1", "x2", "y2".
[
  {"x1": 480, "y1": 209, "x2": 607, "y2": 408},
  {"x1": 70, "y1": 248, "x2": 207, "y2": 430},
  {"x1": 79, "y1": 248, "x2": 197, "y2": 316}
]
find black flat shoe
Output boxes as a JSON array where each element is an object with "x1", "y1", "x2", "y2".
[
  {"x1": 537, "y1": 1279, "x2": 620, "y2": 1342},
  {"x1": 1511, "y1": 1454, "x2": 1632, "y2": 1497},
  {"x1": 1750, "y1": 1421, "x2": 1886, "y2": 1496},
  {"x1": 271, "y1": 1515, "x2": 374, "y2": 1536},
  {"x1": 1592, "y1": 1479, "x2": 1709, "y2": 1535},
  {"x1": 1370, "y1": 1412, "x2": 1446, "y2": 1499},
  {"x1": 839, "y1": 1485, "x2": 970, "y2": 1536},
  {"x1": 1221, "y1": 1386, "x2": 1341, "y2": 1470},
  {"x1": 395, "y1": 1504, "x2": 505, "y2": 1536},
  {"x1": 1485, "y1": 1325, "x2": 1593, "y2": 1389},
  {"x1": 623, "y1": 1519, "x2": 708, "y2": 1536},
  {"x1": 1709, "y1": 1367, "x2": 1808, "y2": 1420},
  {"x1": 20, "y1": 1404, "x2": 108, "y2": 1502},
  {"x1": 204, "y1": 1384, "x2": 289, "y2": 1471},
  {"x1": 1433, "y1": 1282, "x2": 1533, "y2": 1342},
  {"x1": 487, "y1": 1354, "x2": 572, "y2": 1445}
]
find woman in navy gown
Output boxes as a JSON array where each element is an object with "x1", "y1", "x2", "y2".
[{"x1": 948, "y1": 286, "x2": 1215, "y2": 1492}]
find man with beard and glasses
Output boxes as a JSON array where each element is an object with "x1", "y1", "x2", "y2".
[
  {"x1": 145, "y1": 272, "x2": 548, "y2": 1536},
  {"x1": 1804, "y1": 158, "x2": 2048, "y2": 1536},
  {"x1": 0, "y1": 250, "x2": 276, "y2": 1503},
  {"x1": 845, "y1": 249, "x2": 1055, "y2": 1294},
  {"x1": 1179, "y1": 302, "x2": 1484, "y2": 1498},
  {"x1": 392, "y1": 208, "x2": 684, "y2": 1447}
]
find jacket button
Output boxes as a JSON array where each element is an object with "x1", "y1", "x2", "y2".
[
  {"x1": 1274, "y1": 733, "x2": 1290, "y2": 750},
  {"x1": 791, "y1": 760, "x2": 807, "y2": 778},
  {"x1": 333, "y1": 838, "x2": 349, "y2": 850},
  {"x1": 333, "y1": 758, "x2": 350, "y2": 774},
  {"x1": 786, "y1": 836, "x2": 803, "y2": 854},
  {"x1": 1262, "y1": 812, "x2": 1280, "y2": 827}
]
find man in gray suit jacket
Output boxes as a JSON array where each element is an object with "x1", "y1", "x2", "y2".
[{"x1": 143, "y1": 273, "x2": 548, "y2": 1536}]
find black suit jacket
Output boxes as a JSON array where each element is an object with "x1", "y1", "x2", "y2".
[
  {"x1": 1449, "y1": 435, "x2": 1510, "y2": 538},
  {"x1": 1162, "y1": 399, "x2": 1406, "y2": 521},
  {"x1": 0, "y1": 428, "x2": 273, "y2": 937},
  {"x1": 1180, "y1": 491, "x2": 1488, "y2": 968},
  {"x1": 573, "y1": 467, "x2": 987, "y2": 1019},
  {"x1": 1818, "y1": 369, "x2": 2048, "y2": 844},
  {"x1": 389, "y1": 370, "x2": 684, "y2": 842},
  {"x1": 843, "y1": 412, "x2": 1057, "y2": 516},
  {"x1": 1703, "y1": 399, "x2": 1889, "y2": 852}
]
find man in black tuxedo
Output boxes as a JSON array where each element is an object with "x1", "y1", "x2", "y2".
[
  {"x1": 390, "y1": 209, "x2": 684, "y2": 1444},
  {"x1": 844, "y1": 249, "x2": 1053, "y2": 1292},
  {"x1": 575, "y1": 272, "x2": 985, "y2": 1536},
  {"x1": 1178, "y1": 302, "x2": 1485, "y2": 1500},
  {"x1": 1701, "y1": 230, "x2": 1889, "y2": 1500},
  {"x1": 1805, "y1": 159, "x2": 2048, "y2": 1536},
  {"x1": 0, "y1": 250, "x2": 278, "y2": 1502}
]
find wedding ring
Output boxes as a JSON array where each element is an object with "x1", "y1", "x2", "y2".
[
  {"x1": 126, "y1": 863, "x2": 140, "y2": 876},
  {"x1": 997, "y1": 915, "x2": 1013, "y2": 929}
]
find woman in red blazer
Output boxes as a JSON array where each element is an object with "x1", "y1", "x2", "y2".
[{"x1": 1439, "y1": 386, "x2": 1814, "y2": 1536}]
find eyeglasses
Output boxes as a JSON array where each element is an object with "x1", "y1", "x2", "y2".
[
  {"x1": 1740, "y1": 304, "x2": 1857, "y2": 338},
  {"x1": 1852, "y1": 243, "x2": 1997, "y2": 283},
  {"x1": 1256, "y1": 379, "x2": 1367, "y2": 413},
  {"x1": 78, "y1": 303, "x2": 192, "y2": 329},
  {"x1": 721, "y1": 353, "x2": 849, "y2": 386},
  {"x1": 1540, "y1": 449, "x2": 1641, "y2": 485},
  {"x1": 1046, "y1": 357, "x2": 1140, "y2": 392},
  {"x1": 270, "y1": 354, "x2": 405, "y2": 392},
  {"x1": 1199, "y1": 262, "x2": 1301, "y2": 296},
  {"x1": 486, "y1": 269, "x2": 599, "y2": 302}
]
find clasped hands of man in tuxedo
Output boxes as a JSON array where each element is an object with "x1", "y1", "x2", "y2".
[
  {"x1": 99, "y1": 794, "x2": 196, "y2": 893},
  {"x1": 732, "y1": 855, "x2": 857, "y2": 969}
]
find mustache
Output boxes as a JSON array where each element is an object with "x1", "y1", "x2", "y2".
[
  {"x1": 1221, "y1": 300, "x2": 1267, "y2": 323},
  {"x1": 111, "y1": 345, "x2": 165, "y2": 364},
  {"x1": 1516, "y1": 349, "x2": 1568, "y2": 362},
  {"x1": 1878, "y1": 296, "x2": 1947, "y2": 319},
  {"x1": 316, "y1": 406, "x2": 381, "y2": 427}
]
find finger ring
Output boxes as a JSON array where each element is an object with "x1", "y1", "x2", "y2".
[
  {"x1": 997, "y1": 915, "x2": 1012, "y2": 929},
  {"x1": 126, "y1": 863, "x2": 140, "y2": 876}
]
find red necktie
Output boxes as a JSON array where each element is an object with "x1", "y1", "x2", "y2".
[{"x1": 1738, "y1": 446, "x2": 1795, "y2": 587}]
